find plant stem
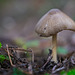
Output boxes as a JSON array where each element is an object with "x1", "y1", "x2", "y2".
[{"x1": 52, "y1": 34, "x2": 57, "y2": 63}]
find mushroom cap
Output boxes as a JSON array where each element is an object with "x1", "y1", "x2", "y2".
[{"x1": 35, "y1": 9, "x2": 75, "y2": 37}]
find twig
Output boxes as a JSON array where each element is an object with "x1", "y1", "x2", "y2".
[
  {"x1": 71, "y1": 55, "x2": 75, "y2": 65},
  {"x1": 30, "y1": 49, "x2": 34, "y2": 63},
  {"x1": 1, "y1": 47, "x2": 13, "y2": 56},
  {"x1": 28, "y1": 63, "x2": 33, "y2": 75},
  {"x1": 52, "y1": 62, "x2": 65, "y2": 73},
  {"x1": 1, "y1": 47, "x2": 32, "y2": 52},
  {"x1": 41, "y1": 56, "x2": 52, "y2": 69},
  {"x1": 10, "y1": 48, "x2": 32, "y2": 52},
  {"x1": 52, "y1": 66, "x2": 65, "y2": 73},
  {"x1": 52, "y1": 63, "x2": 62, "y2": 71},
  {"x1": 52, "y1": 65, "x2": 57, "y2": 71},
  {"x1": 6, "y1": 44, "x2": 15, "y2": 67}
]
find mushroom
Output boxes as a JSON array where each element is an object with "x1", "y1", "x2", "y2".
[{"x1": 35, "y1": 9, "x2": 75, "y2": 63}]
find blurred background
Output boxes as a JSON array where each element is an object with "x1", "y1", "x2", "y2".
[{"x1": 0, "y1": 0, "x2": 75, "y2": 55}]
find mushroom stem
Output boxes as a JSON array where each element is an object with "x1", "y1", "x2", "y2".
[{"x1": 52, "y1": 34, "x2": 57, "y2": 63}]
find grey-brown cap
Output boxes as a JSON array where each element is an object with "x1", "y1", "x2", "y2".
[{"x1": 35, "y1": 9, "x2": 75, "y2": 37}]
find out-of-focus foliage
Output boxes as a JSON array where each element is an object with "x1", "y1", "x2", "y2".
[
  {"x1": 60, "y1": 69, "x2": 75, "y2": 75},
  {"x1": 0, "y1": 55, "x2": 9, "y2": 63},
  {"x1": 0, "y1": 42, "x2": 2, "y2": 48},
  {"x1": 0, "y1": 55, "x2": 5, "y2": 63},
  {"x1": 15, "y1": 38, "x2": 25, "y2": 46},
  {"x1": 44, "y1": 48, "x2": 51, "y2": 55},
  {"x1": 25, "y1": 40, "x2": 39, "y2": 48},
  {"x1": 0, "y1": 0, "x2": 7, "y2": 5},
  {"x1": 57, "y1": 47, "x2": 68, "y2": 55},
  {"x1": 15, "y1": 39, "x2": 39, "y2": 49},
  {"x1": 13, "y1": 68, "x2": 27, "y2": 75},
  {"x1": 44, "y1": 73, "x2": 50, "y2": 75}
]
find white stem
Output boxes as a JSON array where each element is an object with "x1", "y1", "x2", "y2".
[{"x1": 52, "y1": 34, "x2": 57, "y2": 63}]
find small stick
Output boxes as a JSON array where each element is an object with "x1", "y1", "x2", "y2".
[
  {"x1": 1, "y1": 47, "x2": 13, "y2": 56},
  {"x1": 6, "y1": 44, "x2": 15, "y2": 67},
  {"x1": 28, "y1": 63, "x2": 33, "y2": 75},
  {"x1": 52, "y1": 66, "x2": 65, "y2": 73},
  {"x1": 52, "y1": 63, "x2": 62, "y2": 71},
  {"x1": 1, "y1": 47, "x2": 32, "y2": 52},
  {"x1": 41, "y1": 56, "x2": 52, "y2": 69},
  {"x1": 30, "y1": 49, "x2": 34, "y2": 63},
  {"x1": 11, "y1": 48, "x2": 32, "y2": 52},
  {"x1": 71, "y1": 56, "x2": 75, "y2": 64}
]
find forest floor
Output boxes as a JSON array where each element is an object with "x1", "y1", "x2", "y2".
[{"x1": 0, "y1": 44, "x2": 75, "y2": 75}]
